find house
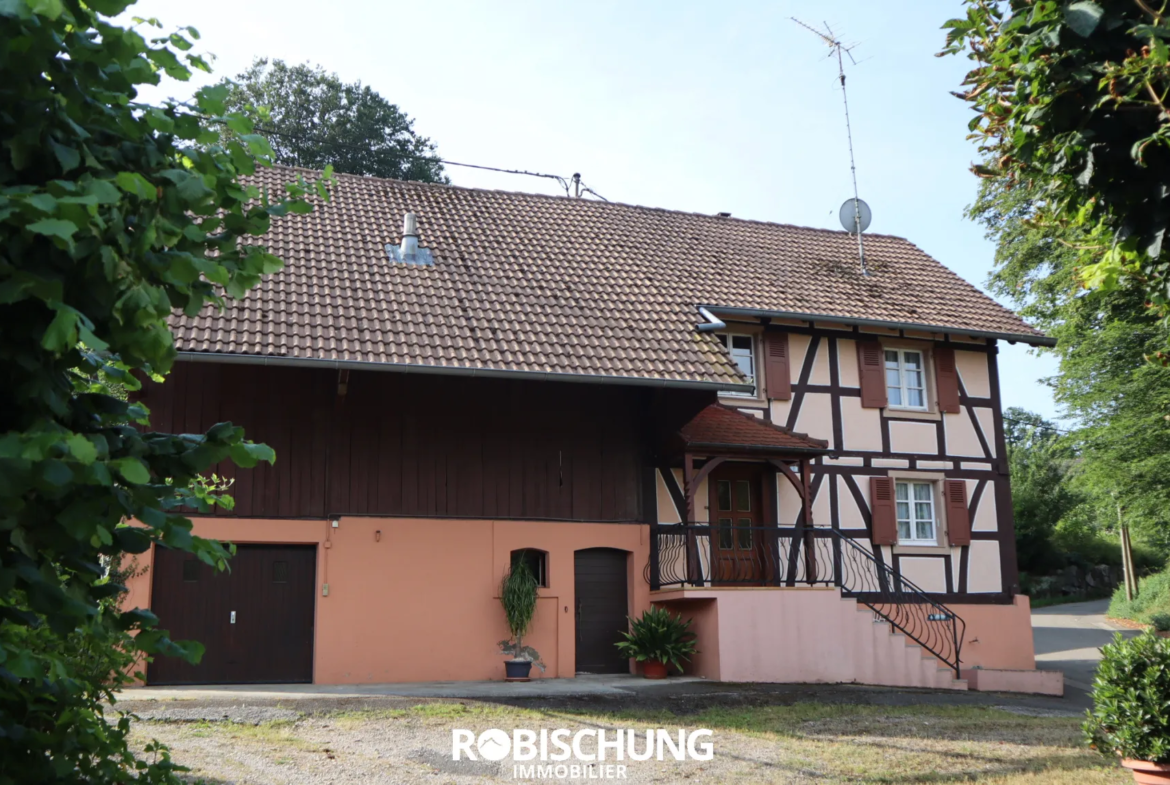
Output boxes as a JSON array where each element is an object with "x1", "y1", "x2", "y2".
[{"x1": 123, "y1": 166, "x2": 1055, "y2": 692}]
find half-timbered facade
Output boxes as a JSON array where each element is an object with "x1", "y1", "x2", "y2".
[{"x1": 123, "y1": 166, "x2": 1056, "y2": 693}]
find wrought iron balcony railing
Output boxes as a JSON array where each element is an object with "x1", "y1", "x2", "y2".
[{"x1": 645, "y1": 524, "x2": 966, "y2": 678}]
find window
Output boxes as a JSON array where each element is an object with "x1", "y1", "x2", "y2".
[
  {"x1": 716, "y1": 333, "x2": 756, "y2": 396},
  {"x1": 510, "y1": 549, "x2": 548, "y2": 588},
  {"x1": 885, "y1": 349, "x2": 926, "y2": 409},
  {"x1": 895, "y1": 481, "x2": 936, "y2": 544},
  {"x1": 715, "y1": 479, "x2": 753, "y2": 549}
]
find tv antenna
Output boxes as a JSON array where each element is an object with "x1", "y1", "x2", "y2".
[{"x1": 792, "y1": 18, "x2": 871, "y2": 275}]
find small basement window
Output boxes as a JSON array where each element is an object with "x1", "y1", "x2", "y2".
[
  {"x1": 715, "y1": 333, "x2": 757, "y2": 397},
  {"x1": 510, "y1": 548, "x2": 548, "y2": 588}
]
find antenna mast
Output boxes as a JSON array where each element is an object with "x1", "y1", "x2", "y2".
[{"x1": 792, "y1": 18, "x2": 869, "y2": 275}]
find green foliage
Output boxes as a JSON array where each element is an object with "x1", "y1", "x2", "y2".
[
  {"x1": 1084, "y1": 632, "x2": 1170, "y2": 763},
  {"x1": 499, "y1": 559, "x2": 538, "y2": 655},
  {"x1": 0, "y1": 0, "x2": 330, "y2": 781},
  {"x1": 944, "y1": 1, "x2": 1170, "y2": 340},
  {"x1": 1109, "y1": 567, "x2": 1170, "y2": 626},
  {"x1": 1152, "y1": 612, "x2": 1170, "y2": 632},
  {"x1": 614, "y1": 607, "x2": 698, "y2": 672},
  {"x1": 1004, "y1": 407, "x2": 1082, "y2": 574},
  {"x1": 971, "y1": 173, "x2": 1170, "y2": 551},
  {"x1": 219, "y1": 58, "x2": 448, "y2": 182}
]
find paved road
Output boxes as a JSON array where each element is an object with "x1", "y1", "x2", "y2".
[{"x1": 1031, "y1": 598, "x2": 1137, "y2": 703}]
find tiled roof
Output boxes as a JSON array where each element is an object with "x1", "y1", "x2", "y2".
[
  {"x1": 172, "y1": 166, "x2": 1047, "y2": 389},
  {"x1": 679, "y1": 405, "x2": 829, "y2": 452}
]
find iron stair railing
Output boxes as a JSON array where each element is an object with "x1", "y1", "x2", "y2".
[{"x1": 646, "y1": 524, "x2": 966, "y2": 679}]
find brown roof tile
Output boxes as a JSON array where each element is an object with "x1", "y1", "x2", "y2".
[
  {"x1": 679, "y1": 404, "x2": 829, "y2": 452},
  {"x1": 172, "y1": 166, "x2": 1047, "y2": 388}
]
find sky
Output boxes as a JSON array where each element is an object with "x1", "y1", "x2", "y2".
[{"x1": 128, "y1": 0, "x2": 1063, "y2": 420}]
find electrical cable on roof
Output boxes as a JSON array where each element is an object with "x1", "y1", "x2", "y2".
[{"x1": 234, "y1": 121, "x2": 610, "y2": 200}]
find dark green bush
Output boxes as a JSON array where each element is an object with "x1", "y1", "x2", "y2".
[
  {"x1": 1109, "y1": 568, "x2": 1170, "y2": 627},
  {"x1": 1084, "y1": 632, "x2": 1170, "y2": 763}
]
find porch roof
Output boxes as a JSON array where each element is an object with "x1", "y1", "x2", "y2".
[{"x1": 676, "y1": 404, "x2": 829, "y2": 455}]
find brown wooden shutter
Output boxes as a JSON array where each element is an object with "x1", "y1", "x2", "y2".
[
  {"x1": 763, "y1": 331, "x2": 791, "y2": 401},
  {"x1": 857, "y1": 340, "x2": 888, "y2": 408},
  {"x1": 945, "y1": 479, "x2": 971, "y2": 546},
  {"x1": 869, "y1": 476, "x2": 898, "y2": 545},
  {"x1": 934, "y1": 346, "x2": 960, "y2": 413}
]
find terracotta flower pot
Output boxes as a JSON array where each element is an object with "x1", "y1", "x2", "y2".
[
  {"x1": 643, "y1": 660, "x2": 668, "y2": 679},
  {"x1": 1122, "y1": 759, "x2": 1170, "y2": 784}
]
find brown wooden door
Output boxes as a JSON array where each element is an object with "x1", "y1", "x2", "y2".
[
  {"x1": 709, "y1": 465, "x2": 767, "y2": 584},
  {"x1": 574, "y1": 548, "x2": 630, "y2": 674},
  {"x1": 148, "y1": 544, "x2": 316, "y2": 685}
]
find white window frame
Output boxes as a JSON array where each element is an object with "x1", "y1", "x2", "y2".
[
  {"x1": 895, "y1": 480, "x2": 937, "y2": 545},
  {"x1": 885, "y1": 348, "x2": 928, "y2": 411},
  {"x1": 716, "y1": 332, "x2": 758, "y2": 398}
]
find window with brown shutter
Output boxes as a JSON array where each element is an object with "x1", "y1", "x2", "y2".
[
  {"x1": 944, "y1": 479, "x2": 971, "y2": 545},
  {"x1": 934, "y1": 346, "x2": 960, "y2": 413},
  {"x1": 869, "y1": 476, "x2": 898, "y2": 545},
  {"x1": 763, "y1": 331, "x2": 791, "y2": 401},
  {"x1": 857, "y1": 340, "x2": 888, "y2": 408}
]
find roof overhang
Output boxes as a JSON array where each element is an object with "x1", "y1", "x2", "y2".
[
  {"x1": 174, "y1": 351, "x2": 756, "y2": 393},
  {"x1": 699, "y1": 305, "x2": 1056, "y2": 348}
]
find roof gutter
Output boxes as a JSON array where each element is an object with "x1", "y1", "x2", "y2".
[
  {"x1": 174, "y1": 351, "x2": 757, "y2": 394},
  {"x1": 699, "y1": 305, "x2": 1057, "y2": 348}
]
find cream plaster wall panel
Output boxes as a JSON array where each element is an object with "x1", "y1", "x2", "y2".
[
  {"x1": 737, "y1": 407, "x2": 765, "y2": 419},
  {"x1": 898, "y1": 557, "x2": 948, "y2": 593},
  {"x1": 872, "y1": 459, "x2": 910, "y2": 468},
  {"x1": 943, "y1": 411, "x2": 985, "y2": 458},
  {"x1": 837, "y1": 476, "x2": 866, "y2": 530},
  {"x1": 968, "y1": 541, "x2": 1003, "y2": 593},
  {"x1": 954, "y1": 350, "x2": 991, "y2": 398},
  {"x1": 656, "y1": 470, "x2": 681, "y2": 524},
  {"x1": 974, "y1": 408, "x2": 998, "y2": 458},
  {"x1": 972, "y1": 483, "x2": 999, "y2": 532},
  {"x1": 810, "y1": 339, "x2": 831, "y2": 385},
  {"x1": 838, "y1": 338, "x2": 859, "y2": 387},
  {"x1": 840, "y1": 396, "x2": 882, "y2": 452},
  {"x1": 779, "y1": 474, "x2": 803, "y2": 524},
  {"x1": 770, "y1": 399, "x2": 792, "y2": 425},
  {"x1": 918, "y1": 460, "x2": 951, "y2": 470},
  {"x1": 812, "y1": 478, "x2": 831, "y2": 527},
  {"x1": 795, "y1": 392, "x2": 835, "y2": 448},
  {"x1": 889, "y1": 420, "x2": 938, "y2": 455},
  {"x1": 961, "y1": 462, "x2": 992, "y2": 471},
  {"x1": 825, "y1": 456, "x2": 864, "y2": 466},
  {"x1": 789, "y1": 334, "x2": 811, "y2": 385}
]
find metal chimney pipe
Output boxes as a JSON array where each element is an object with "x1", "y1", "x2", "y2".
[{"x1": 400, "y1": 213, "x2": 419, "y2": 262}]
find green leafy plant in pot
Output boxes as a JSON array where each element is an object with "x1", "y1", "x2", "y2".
[
  {"x1": 498, "y1": 557, "x2": 544, "y2": 681},
  {"x1": 1084, "y1": 631, "x2": 1170, "y2": 783},
  {"x1": 615, "y1": 606, "x2": 698, "y2": 679}
]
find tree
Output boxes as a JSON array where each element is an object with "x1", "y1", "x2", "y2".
[
  {"x1": 219, "y1": 58, "x2": 448, "y2": 182},
  {"x1": 1003, "y1": 407, "x2": 1082, "y2": 573},
  {"x1": 943, "y1": 1, "x2": 1170, "y2": 345},
  {"x1": 0, "y1": 0, "x2": 329, "y2": 781},
  {"x1": 970, "y1": 175, "x2": 1170, "y2": 551}
]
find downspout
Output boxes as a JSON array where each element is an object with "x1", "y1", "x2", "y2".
[{"x1": 696, "y1": 307, "x2": 726, "y2": 332}]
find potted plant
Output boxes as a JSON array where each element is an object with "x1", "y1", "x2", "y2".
[
  {"x1": 615, "y1": 606, "x2": 697, "y2": 679},
  {"x1": 1084, "y1": 631, "x2": 1170, "y2": 783},
  {"x1": 498, "y1": 558, "x2": 544, "y2": 681}
]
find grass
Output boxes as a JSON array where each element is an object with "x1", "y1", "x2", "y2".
[{"x1": 136, "y1": 701, "x2": 1130, "y2": 784}]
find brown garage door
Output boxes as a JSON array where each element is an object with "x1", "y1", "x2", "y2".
[
  {"x1": 148, "y1": 544, "x2": 316, "y2": 685},
  {"x1": 574, "y1": 548, "x2": 630, "y2": 674}
]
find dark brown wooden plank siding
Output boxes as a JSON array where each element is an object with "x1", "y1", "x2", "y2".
[{"x1": 143, "y1": 362, "x2": 656, "y2": 522}]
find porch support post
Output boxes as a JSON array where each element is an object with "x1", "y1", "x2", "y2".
[
  {"x1": 683, "y1": 453, "x2": 701, "y2": 586},
  {"x1": 802, "y1": 458, "x2": 816, "y2": 585}
]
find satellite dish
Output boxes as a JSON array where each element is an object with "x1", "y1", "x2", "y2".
[{"x1": 839, "y1": 198, "x2": 872, "y2": 234}]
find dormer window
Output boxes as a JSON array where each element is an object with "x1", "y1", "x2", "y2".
[{"x1": 716, "y1": 333, "x2": 757, "y2": 397}]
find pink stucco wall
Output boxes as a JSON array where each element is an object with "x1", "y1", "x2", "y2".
[
  {"x1": 123, "y1": 517, "x2": 650, "y2": 684},
  {"x1": 653, "y1": 588, "x2": 1036, "y2": 688}
]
